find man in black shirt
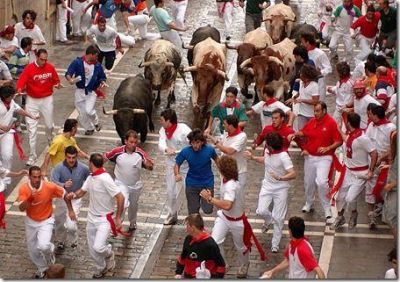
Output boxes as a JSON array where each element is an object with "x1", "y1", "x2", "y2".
[
  {"x1": 239, "y1": 0, "x2": 269, "y2": 33},
  {"x1": 377, "y1": 0, "x2": 397, "y2": 52}
]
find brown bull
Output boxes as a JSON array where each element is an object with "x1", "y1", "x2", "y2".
[{"x1": 263, "y1": 3, "x2": 296, "y2": 44}]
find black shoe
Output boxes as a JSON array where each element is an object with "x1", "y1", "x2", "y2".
[
  {"x1": 56, "y1": 242, "x2": 65, "y2": 251},
  {"x1": 226, "y1": 36, "x2": 231, "y2": 41},
  {"x1": 95, "y1": 123, "x2": 102, "y2": 131},
  {"x1": 84, "y1": 130, "x2": 94, "y2": 135}
]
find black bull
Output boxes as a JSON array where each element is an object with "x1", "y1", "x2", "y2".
[{"x1": 103, "y1": 75, "x2": 155, "y2": 144}]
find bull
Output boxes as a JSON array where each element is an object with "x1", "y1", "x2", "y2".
[
  {"x1": 103, "y1": 75, "x2": 154, "y2": 144},
  {"x1": 263, "y1": 3, "x2": 296, "y2": 44},
  {"x1": 139, "y1": 39, "x2": 184, "y2": 108},
  {"x1": 290, "y1": 22, "x2": 321, "y2": 47},
  {"x1": 240, "y1": 38, "x2": 296, "y2": 102},
  {"x1": 225, "y1": 28, "x2": 273, "y2": 102},
  {"x1": 183, "y1": 37, "x2": 228, "y2": 129}
]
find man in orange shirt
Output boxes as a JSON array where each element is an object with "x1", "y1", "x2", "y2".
[{"x1": 18, "y1": 166, "x2": 67, "y2": 278}]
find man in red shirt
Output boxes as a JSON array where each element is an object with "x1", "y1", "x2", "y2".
[
  {"x1": 351, "y1": 5, "x2": 381, "y2": 65},
  {"x1": 252, "y1": 109, "x2": 295, "y2": 153},
  {"x1": 291, "y1": 102, "x2": 343, "y2": 219},
  {"x1": 16, "y1": 49, "x2": 62, "y2": 166}
]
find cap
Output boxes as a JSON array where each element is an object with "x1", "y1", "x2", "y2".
[
  {"x1": 353, "y1": 80, "x2": 366, "y2": 89},
  {"x1": 0, "y1": 25, "x2": 15, "y2": 37}
]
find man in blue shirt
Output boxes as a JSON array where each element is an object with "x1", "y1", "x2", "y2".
[
  {"x1": 174, "y1": 129, "x2": 219, "y2": 215},
  {"x1": 51, "y1": 145, "x2": 90, "y2": 250},
  {"x1": 65, "y1": 45, "x2": 107, "y2": 136}
]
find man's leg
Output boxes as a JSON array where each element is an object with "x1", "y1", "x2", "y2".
[
  {"x1": 345, "y1": 173, "x2": 366, "y2": 229},
  {"x1": 185, "y1": 187, "x2": 201, "y2": 215},
  {"x1": 223, "y1": 2, "x2": 234, "y2": 39},
  {"x1": 87, "y1": 220, "x2": 113, "y2": 275},
  {"x1": 40, "y1": 96, "x2": 54, "y2": 145},
  {"x1": 343, "y1": 33, "x2": 353, "y2": 63},
  {"x1": 65, "y1": 198, "x2": 82, "y2": 246},
  {"x1": 56, "y1": 4, "x2": 68, "y2": 41},
  {"x1": 303, "y1": 156, "x2": 317, "y2": 212},
  {"x1": 315, "y1": 157, "x2": 333, "y2": 218},
  {"x1": 71, "y1": 0, "x2": 83, "y2": 36},
  {"x1": 25, "y1": 218, "x2": 48, "y2": 275},
  {"x1": 230, "y1": 220, "x2": 250, "y2": 278},
  {"x1": 54, "y1": 199, "x2": 68, "y2": 248},
  {"x1": 165, "y1": 165, "x2": 178, "y2": 220},
  {"x1": 85, "y1": 92, "x2": 100, "y2": 130},
  {"x1": 365, "y1": 172, "x2": 378, "y2": 229},
  {"x1": 200, "y1": 188, "x2": 214, "y2": 214},
  {"x1": 329, "y1": 31, "x2": 340, "y2": 59},
  {"x1": 36, "y1": 217, "x2": 56, "y2": 266},
  {"x1": 271, "y1": 188, "x2": 288, "y2": 250},
  {"x1": 25, "y1": 96, "x2": 41, "y2": 164},
  {"x1": 211, "y1": 214, "x2": 230, "y2": 261},
  {"x1": 175, "y1": 0, "x2": 188, "y2": 30},
  {"x1": 256, "y1": 188, "x2": 274, "y2": 231},
  {"x1": 75, "y1": 89, "x2": 94, "y2": 131},
  {"x1": 104, "y1": 51, "x2": 116, "y2": 70},
  {"x1": 127, "y1": 186, "x2": 144, "y2": 229},
  {"x1": 0, "y1": 132, "x2": 14, "y2": 171}
]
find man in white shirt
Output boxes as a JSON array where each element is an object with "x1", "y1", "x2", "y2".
[
  {"x1": 330, "y1": 113, "x2": 377, "y2": 230},
  {"x1": 300, "y1": 32, "x2": 332, "y2": 101},
  {"x1": 104, "y1": 130, "x2": 154, "y2": 233},
  {"x1": 0, "y1": 25, "x2": 19, "y2": 62},
  {"x1": 65, "y1": 153, "x2": 124, "y2": 278},
  {"x1": 0, "y1": 61, "x2": 12, "y2": 86},
  {"x1": 86, "y1": 16, "x2": 124, "y2": 70},
  {"x1": 247, "y1": 85, "x2": 294, "y2": 129},
  {"x1": 14, "y1": 10, "x2": 46, "y2": 62},
  {"x1": 158, "y1": 109, "x2": 191, "y2": 225}
]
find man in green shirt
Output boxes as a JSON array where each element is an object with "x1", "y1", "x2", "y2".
[
  {"x1": 204, "y1": 86, "x2": 248, "y2": 136},
  {"x1": 239, "y1": 0, "x2": 270, "y2": 33},
  {"x1": 377, "y1": 0, "x2": 397, "y2": 53},
  {"x1": 149, "y1": 0, "x2": 187, "y2": 47}
]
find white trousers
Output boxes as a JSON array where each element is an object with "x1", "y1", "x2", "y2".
[
  {"x1": 160, "y1": 30, "x2": 182, "y2": 48},
  {"x1": 25, "y1": 216, "x2": 55, "y2": 273},
  {"x1": 54, "y1": 198, "x2": 82, "y2": 245},
  {"x1": 72, "y1": 0, "x2": 93, "y2": 36},
  {"x1": 304, "y1": 155, "x2": 332, "y2": 210},
  {"x1": 86, "y1": 214, "x2": 113, "y2": 272},
  {"x1": 256, "y1": 187, "x2": 288, "y2": 249},
  {"x1": 329, "y1": 31, "x2": 353, "y2": 62},
  {"x1": 318, "y1": 77, "x2": 327, "y2": 102},
  {"x1": 171, "y1": 0, "x2": 188, "y2": 29},
  {"x1": 333, "y1": 107, "x2": 344, "y2": 128},
  {"x1": 128, "y1": 14, "x2": 150, "y2": 39},
  {"x1": 212, "y1": 210, "x2": 249, "y2": 266},
  {"x1": 56, "y1": 4, "x2": 68, "y2": 42},
  {"x1": 75, "y1": 89, "x2": 98, "y2": 131},
  {"x1": 25, "y1": 95, "x2": 54, "y2": 162},
  {"x1": 217, "y1": 2, "x2": 234, "y2": 37},
  {"x1": 365, "y1": 168, "x2": 381, "y2": 204},
  {"x1": 106, "y1": 15, "x2": 117, "y2": 30},
  {"x1": 336, "y1": 168, "x2": 368, "y2": 212},
  {"x1": 0, "y1": 132, "x2": 14, "y2": 171},
  {"x1": 355, "y1": 35, "x2": 374, "y2": 65},
  {"x1": 115, "y1": 179, "x2": 143, "y2": 227},
  {"x1": 165, "y1": 164, "x2": 187, "y2": 216}
]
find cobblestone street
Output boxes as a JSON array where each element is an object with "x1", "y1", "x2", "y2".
[{"x1": 0, "y1": 0, "x2": 396, "y2": 279}]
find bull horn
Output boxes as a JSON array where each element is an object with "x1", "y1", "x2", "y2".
[
  {"x1": 240, "y1": 58, "x2": 252, "y2": 70},
  {"x1": 268, "y1": 56, "x2": 284, "y2": 67},
  {"x1": 103, "y1": 106, "x2": 118, "y2": 115},
  {"x1": 256, "y1": 44, "x2": 267, "y2": 51},
  {"x1": 225, "y1": 42, "x2": 238, "y2": 50},
  {"x1": 183, "y1": 66, "x2": 198, "y2": 72},
  {"x1": 131, "y1": 108, "x2": 146, "y2": 114},
  {"x1": 182, "y1": 43, "x2": 194, "y2": 50},
  {"x1": 165, "y1": 62, "x2": 174, "y2": 67},
  {"x1": 215, "y1": 69, "x2": 229, "y2": 81},
  {"x1": 138, "y1": 61, "x2": 153, "y2": 68}
]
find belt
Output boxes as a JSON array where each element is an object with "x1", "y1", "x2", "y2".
[
  {"x1": 173, "y1": 0, "x2": 186, "y2": 2},
  {"x1": 75, "y1": 0, "x2": 87, "y2": 2}
]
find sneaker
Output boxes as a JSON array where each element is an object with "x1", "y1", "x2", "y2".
[
  {"x1": 106, "y1": 251, "x2": 115, "y2": 271},
  {"x1": 236, "y1": 262, "x2": 249, "y2": 278},
  {"x1": 271, "y1": 246, "x2": 279, "y2": 253},
  {"x1": 348, "y1": 211, "x2": 358, "y2": 229},
  {"x1": 261, "y1": 222, "x2": 271, "y2": 233},
  {"x1": 368, "y1": 211, "x2": 377, "y2": 230},
  {"x1": 301, "y1": 203, "x2": 313, "y2": 213},
  {"x1": 56, "y1": 242, "x2": 65, "y2": 251},
  {"x1": 95, "y1": 123, "x2": 102, "y2": 132},
  {"x1": 226, "y1": 36, "x2": 231, "y2": 41},
  {"x1": 33, "y1": 271, "x2": 46, "y2": 279},
  {"x1": 84, "y1": 130, "x2": 94, "y2": 135},
  {"x1": 163, "y1": 213, "x2": 178, "y2": 225},
  {"x1": 48, "y1": 251, "x2": 56, "y2": 265},
  {"x1": 330, "y1": 215, "x2": 345, "y2": 230},
  {"x1": 126, "y1": 223, "x2": 137, "y2": 235},
  {"x1": 324, "y1": 208, "x2": 332, "y2": 219},
  {"x1": 373, "y1": 203, "x2": 383, "y2": 217}
]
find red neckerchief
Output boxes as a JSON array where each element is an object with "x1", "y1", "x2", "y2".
[
  {"x1": 268, "y1": 148, "x2": 286, "y2": 155},
  {"x1": 306, "y1": 45, "x2": 316, "y2": 51},
  {"x1": 339, "y1": 76, "x2": 350, "y2": 87},
  {"x1": 355, "y1": 91, "x2": 368, "y2": 100},
  {"x1": 289, "y1": 237, "x2": 309, "y2": 255},
  {"x1": 346, "y1": 128, "x2": 363, "y2": 158},
  {"x1": 23, "y1": 22, "x2": 34, "y2": 29},
  {"x1": 83, "y1": 55, "x2": 96, "y2": 65},
  {"x1": 221, "y1": 100, "x2": 240, "y2": 109},
  {"x1": 264, "y1": 98, "x2": 277, "y2": 107},
  {"x1": 2, "y1": 100, "x2": 11, "y2": 110},
  {"x1": 92, "y1": 167, "x2": 107, "y2": 176},
  {"x1": 373, "y1": 118, "x2": 391, "y2": 127},
  {"x1": 190, "y1": 232, "x2": 210, "y2": 245},
  {"x1": 165, "y1": 123, "x2": 178, "y2": 139},
  {"x1": 228, "y1": 127, "x2": 241, "y2": 137},
  {"x1": 222, "y1": 178, "x2": 228, "y2": 184}
]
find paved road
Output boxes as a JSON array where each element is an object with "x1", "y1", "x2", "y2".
[{"x1": 0, "y1": 0, "x2": 395, "y2": 279}]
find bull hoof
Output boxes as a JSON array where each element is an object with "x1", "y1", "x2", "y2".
[{"x1": 155, "y1": 98, "x2": 161, "y2": 106}]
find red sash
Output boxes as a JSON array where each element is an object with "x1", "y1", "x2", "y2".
[
  {"x1": 0, "y1": 192, "x2": 6, "y2": 229},
  {"x1": 346, "y1": 129, "x2": 363, "y2": 159},
  {"x1": 106, "y1": 212, "x2": 131, "y2": 237},
  {"x1": 327, "y1": 165, "x2": 369, "y2": 200},
  {"x1": 13, "y1": 131, "x2": 26, "y2": 160},
  {"x1": 371, "y1": 164, "x2": 389, "y2": 203},
  {"x1": 223, "y1": 213, "x2": 267, "y2": 261}
]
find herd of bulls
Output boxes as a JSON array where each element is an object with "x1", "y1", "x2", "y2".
[{"x1": 104, "y1": 3, "x2": 323, "y2": 144}]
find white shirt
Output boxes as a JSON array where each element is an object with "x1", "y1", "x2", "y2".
[
  {"x1": 365, "y1": 122, "x2": 396, "y2": 157},
  {"x1": 0, "y1": 165, "x2": 9, "y2": 193},
  {"x1": 385, "y1": 268, "x2": 397, "y2": 279},
  {"x1": 221, "y1": 131, "x2": 248, "y2": 174},
  {"x1": 332, "y1": 79, "x2": 353, "y2": 108},
  {"x1": 158, "y1": 123, "x2": 191, "y2": 167},
  {"x1": 0, "y1": 99, "x2": 21, "y2": 134},
  {"x1": 353, "y1": 95, "x2": 380, "y2": 129},
  {"x1": 308, "y1": 48, "x2": 332, "y2": 77},
  {"x1": 262, "y1": 150, "x2": 293, "y2": 190},
  {"x1": 344, "y1": 133, "x2": 375, "y2": 169},
  {"x1": 387, "y1": 93, "x2": 397, "y2": 122},
  {"x1": 286, "y1": 239, "x2": 318, "y2": 279},
  {"x1": 252, "y1": 100, "x2": 291, "y2": 128},
  {"x1": 14, "y1": 22, "x2": 46, "y2": 47},
  {"x1": 298, "y1": 81, "x2": 319, "y2": 117},
  {"x1": 81, "y1": 172, "x2": 121, "y2": 217},
  {"x1": 0, "y1": 61, "x2": 12, "y2": 81},
  {"x1": 221, "y1": 179, "x2": 243, "y2": 218},
  {"x1": 86, "y1": 25, "x2": 118, "y2": 52},
  {"x1": 83, "y1": 60, "x2": 94, "y2": 87},
  {"x1": 0, "y1": 36, "x2": 19, "y2": 49},
  {"x1": 351, "y1": 61, "x2": 365, "y2": 80}
]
